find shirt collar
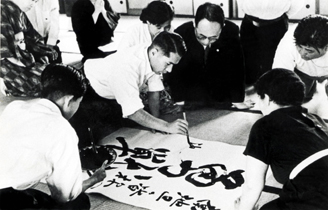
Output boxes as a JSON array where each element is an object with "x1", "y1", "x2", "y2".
[
  {"x1": 143, "y1": 46, "x2": 158, "y2": 80},
  {"x1": 37, "y1": 98, "x2": 62, "y2": 116}
]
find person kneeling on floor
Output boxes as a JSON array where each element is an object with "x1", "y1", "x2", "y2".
[
  {"x1": 0, "y1": 64, "x2": 108, "y2": 210},
  {"x1": 235, "y1": 69, "x2": 328, "y2": 210}
]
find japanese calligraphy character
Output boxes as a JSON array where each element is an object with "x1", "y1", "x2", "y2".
[{"x1": 128, "y1": 183, "x2": 150, "y2": 196}]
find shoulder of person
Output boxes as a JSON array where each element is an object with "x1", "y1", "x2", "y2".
[
  {"x1": 222, "y1": 20, "x2": 239, "y2": 33},
  {"x1": 72, "y1": 0, "x2": 93, "y2": 13},
  {"x1": 174, "y1": 21, "x2": 193, "y2": 35}
]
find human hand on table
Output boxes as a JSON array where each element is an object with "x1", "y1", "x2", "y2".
[{"x1": 165, "y1": 119, "x2": 188, "y2": 135}]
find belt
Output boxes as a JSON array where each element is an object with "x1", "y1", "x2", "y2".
[{"x1": 245, "y1": 14, "x2": 287, "y2": 27}]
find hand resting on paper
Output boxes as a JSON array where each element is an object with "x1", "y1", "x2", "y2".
[{"x1": 82, "y1": 160, "x2": 109, "y2": 192}]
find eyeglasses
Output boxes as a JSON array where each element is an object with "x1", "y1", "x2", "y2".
[{"x1": 194, "y1": 28, "x2": 221, "y2": 42}]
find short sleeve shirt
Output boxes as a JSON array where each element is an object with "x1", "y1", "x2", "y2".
[
  {"x1": 244, "y1": 106, "x2": 328, "y2": 184},
  {"x1": 84, "y1": 44, "x2": 164, "y2": 117},
  {"x1": 273, "y1": 25, "x2": 328, "y2": 77},
  {"x1": 0, "y1": 99, "x2": 83, "y2": 201}
]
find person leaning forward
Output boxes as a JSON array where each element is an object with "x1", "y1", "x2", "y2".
[
  {"x1": 0, "y1": 64, "x2": 108, "y2": 209},
  {"x1": 71, "y1": 31, "x2": 188, "y2": 147}
]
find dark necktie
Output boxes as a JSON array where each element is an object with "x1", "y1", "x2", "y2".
[{"x1": 204, "y1": 46, "x2": 210, "y2": 64}]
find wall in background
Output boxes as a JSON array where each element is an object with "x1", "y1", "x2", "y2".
[{"x1": 59, "y1": 0, "x2": 327, "y2": 20}]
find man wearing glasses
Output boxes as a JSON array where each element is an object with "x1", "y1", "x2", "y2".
[{"x1": 165, "y1": 3, "x2": 247, "y2": 110}]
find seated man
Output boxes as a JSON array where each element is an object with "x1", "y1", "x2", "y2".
[
  {"x1": 71, "y1": 0, "x2": 120, "y2": 62},
  {"x1": 0, "y1": 64, "x2": 108, "y2": 209},
  {"x1": 72, "y1": 31, "x2": 188, "y2": 147},
  {"x1": 165, "y1": 3, "x2": 247, "y2": 109},
  {"x1": 235, "y1": 69, "x2": 328, "y2": 210},
  {"x1": 273, "y1": 14, "x2": 328, "y2": 119}
]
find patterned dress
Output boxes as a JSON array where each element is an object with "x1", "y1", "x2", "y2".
[{"x1": 0, "y1": 0, "x2": 57, "y2": 96}]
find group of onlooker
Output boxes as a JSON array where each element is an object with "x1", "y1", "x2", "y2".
[{"x1": 1, "y1": 0, "x2": 328, "y2": 209}]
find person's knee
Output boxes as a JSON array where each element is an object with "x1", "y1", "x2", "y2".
[{"x1": 54, "y1": 193, "x2": 90, "y2": 210}]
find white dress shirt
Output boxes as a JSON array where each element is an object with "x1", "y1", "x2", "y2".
[
  {"x1": 84, "y1": 44, "x2": 164, "y2": 117},
  {"x1": 236, "y1": 0, "x2": 304, "y2": 20},
  {"x1": 273, "y1": 25, "x2": 328, "y2": 77},
  {"x1": 117, "y1": 22, "x2": 152, "y2": 52},
  {"x1": 0, "y1": 99, "x2": 83, "y2": 202},
  {"x1": 25, "y1": 0, "x2": 60, "y2": 46}
]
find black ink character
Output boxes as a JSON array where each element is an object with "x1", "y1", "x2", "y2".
[
  {"x1": 170, "y1": 192, "x2": 193, "y2": 207},
  {"x1": 185, "y1": 164, "x2": 244, "y2": 189},
  {"x1": 131, "y1": 148, "x2": 169, "y2": 164},
  {"x1": 103, "y1": 178, "x2": 125, "y2": 187},
  {"x1": 116, "y1": 137, "x2": 129, "y2": 157},
  {"x1": 156, "y1": 191, "x2": 173, "y2": 202},
  {"x1": 191, "y1": 199, "x2": 220, "y2": 210},
  {"x1": 124, "y1": 158, "x2": 158, "y2": 170},
  {"x1": 152, "y1": 148, "x2": 170, "y2": 163},
  {"x1": 128, "y1": 183, "x2": 150, "y2": 196},
  {"x1": 134, "y1": 175, "x2": 152, "y2": 180},
  {"x1": 158, "y1": 160, "x2": 194, "y2": 177},
  {"x1": 116, "y1": 172, "x2": 131, "y2": 181}
]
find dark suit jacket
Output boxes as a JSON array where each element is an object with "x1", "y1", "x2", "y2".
[{"x1": 167, "y1": 20, "x2": 245, "y2": 103}]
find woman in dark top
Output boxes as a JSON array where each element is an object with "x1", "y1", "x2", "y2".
[
  {"x1": 71, "y1": 0, "x2": 119, "y2": 62},
  {"x1": 235, "y1": 69, "x2": 328, "y2": 210}
]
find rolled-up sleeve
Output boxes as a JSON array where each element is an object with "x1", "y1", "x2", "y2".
[
  {"x1": 109, "y1": 67, "x2": 144, "y2": 118},
  {"x1": 147, "y1": 74, "x2": 164, "y2": 92}
]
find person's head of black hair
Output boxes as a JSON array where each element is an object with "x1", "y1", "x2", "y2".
[
  {"x1": 294, "y1": 14, "x2": 328, "y2": 50},
  {"x1": 255, "y1": 69, "x2": 305, "y2": 106},
  {"x1": 151, "y1": 31, "x2": 187, "y2": 58},
  {"x1": 41, "y1": 64, "x2": 88, "y2": 101},
  {"x1": 195, "y1": 2, "x2": 225, "y2": 27},
  {"x1": 140, "y1": 0, "x2": 174, "y2": 25}
]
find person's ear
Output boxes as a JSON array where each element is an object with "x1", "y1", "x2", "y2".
[
  {"x1": 263, "y1": 94, "x2": 271, "y2": 106},
  {"x1": 150, "y1": 47, "x2": 159, "y2": 57},
  {"x1": 62, "y1": 95, "x2": 75, "y2": 112},
  {"x1": 325, "y1": 44, "x2": 328, "y2": 52}
]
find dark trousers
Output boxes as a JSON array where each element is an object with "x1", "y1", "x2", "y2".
[
  {"x1": 0, "y1": 188, "x2": 90, "y2": 210},
  {"x1": 294, "y1": 68, "x2": 328, "y2": 103},
  {"x1": 69, "y1": 85, "x2": 123, "y2": 148},
  {"x1": 241, "y1": 14, "x2": 288, "y2": 85},
  {"x1": 69, "y1": 84, "x2": 138, "y2": 149}
]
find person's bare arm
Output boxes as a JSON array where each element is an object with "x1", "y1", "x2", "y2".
[
  {"x1": 235, "y1": 156, "x2": 268, "y2": 210},
  {"x1": 148, "y1": 91, "x2": 160, "y2": 118},
  {"x1": 82, "y1": 160, "x2": 108, "y2": 192},
  {"x1": 128, "y1": 108, "x2": 188, "y2": 134}
]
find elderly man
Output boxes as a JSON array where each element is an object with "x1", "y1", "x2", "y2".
[{"x1": 166, "y1": 3, "x2": 247, "y2": 110}]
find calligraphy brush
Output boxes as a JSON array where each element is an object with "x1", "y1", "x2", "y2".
[
  {"x1": 183, "y1": 112, "x2": 194, "y2": 148},
  {"x1": 88, "y1": 127, "x2": 98, "y2": 154}
]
